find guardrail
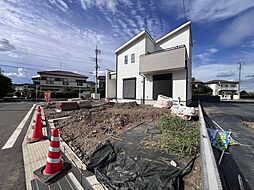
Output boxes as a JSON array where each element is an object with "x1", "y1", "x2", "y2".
[{"x1": 199, "y1": 103, "x2": 223, "y2": 190}]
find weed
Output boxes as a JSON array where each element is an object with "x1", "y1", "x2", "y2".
[{"x1": 158, "y1": 114, "x2": 199, "y2": 156}]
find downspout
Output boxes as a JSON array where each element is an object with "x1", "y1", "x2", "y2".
[
  {"x1": 115, "y1": 53, "x2": 118, "y2": 101},
  {"x1": 139, "y1": 73, "x2": 146, "y2": 104}
]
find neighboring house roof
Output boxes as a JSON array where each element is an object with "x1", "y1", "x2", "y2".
[
  {"x1": 37, "y1": 70, "x2": 88, "y2": 79},
  {"x1": 205, "y1": 80, "x2": 239, "y2": 84},
  {"x1": 156, "y1": 21, "x2": 192, "y2": 44},
  {"x1": 98, "y1": 76, "x2": 105, "y2": 80},
  {"x1": 87, "y1": 81, "x2": 95, "y2": 84},
  {"x1": 114, "y1": 20, "x2": 192, "y2": 54},
  {"x1": 192, "y1": 79, "x2": 204, "y2": 83}
]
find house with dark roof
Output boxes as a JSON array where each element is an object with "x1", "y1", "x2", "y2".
[
  {"x1": 205, "y1": 80, "x2": 239, "y2": 99},
  {"x1": 32, "y1": 70, "x2": 88, "y2": 92},
  {"x1": 106, "y1": 21, "x2": 192, "y2": 105}
]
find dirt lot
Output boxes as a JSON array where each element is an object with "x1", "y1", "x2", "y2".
[
  {"x1": 45, "y1": 102, "x2": 200, "y2": 189},
  {"x1": 46, "y1": 102, "x2": 171, "y2": 160}
]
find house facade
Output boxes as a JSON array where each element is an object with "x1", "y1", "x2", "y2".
[
  {"x1": 32, "y1": 70, "x2": 88, "y2": 92},
  {"x1": 106, "y1": 21, "x2": 192, "y2": 105},
  {"x1": 205, "y1": 80, "x2": 239, "y2": 99}
]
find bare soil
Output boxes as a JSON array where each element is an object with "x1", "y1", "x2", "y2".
[
  {"x1": 243, "y1": 120, "x2": 254, "y2": 129},
  {"x1": 45, "y1": 102, "x2": 201, "y2": 189}
]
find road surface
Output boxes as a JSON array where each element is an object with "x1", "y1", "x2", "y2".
[
  {"x1": 204, "y1": 102, "x2": 254, "y2": 188},
  {"x1": 0, "y1": 102, "x2": 34, "y2": 190}
]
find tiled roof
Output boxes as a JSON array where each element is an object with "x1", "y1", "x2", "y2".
[{"x1": 38, "y1": 70, "x2": 88, "y2": 79}]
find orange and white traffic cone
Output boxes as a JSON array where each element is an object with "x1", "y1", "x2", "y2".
[
  {"x1": 28, "y1": 112, "x2": 44, "y2": 143},
  {"x1": 43, "y1": 128, "x2": 63, "y2": 175},
  {"x1": 37, "y1": 105, "x2": 41, "y2": 114},
  {"x1": 33, "y1": 128, "x2": 72, "y2": 184}
]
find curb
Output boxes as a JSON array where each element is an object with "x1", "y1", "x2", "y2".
[{"x1": 48, "y1": 119, "x2": 106, "y2": 190}]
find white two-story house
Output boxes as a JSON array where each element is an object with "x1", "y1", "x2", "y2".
[
  {"x1": 205, "y1": 80, "x2": 239, "y2": 100},
  {"x1": 106, "y1": 21, "x2": 192, "y2": 105}
]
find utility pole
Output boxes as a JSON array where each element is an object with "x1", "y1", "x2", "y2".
[
  {"x1": 95, "y1": 46, "x2": 101, "y2": 95},
  {"x1": 238, "y1": 59, "x2": 244, "y2": 99}
]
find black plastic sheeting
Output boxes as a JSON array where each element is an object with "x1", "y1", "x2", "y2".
[{"x1": 87, "y1": 141, "x2": 195, "y2": 190}]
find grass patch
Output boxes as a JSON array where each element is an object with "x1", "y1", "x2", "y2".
[{"x1": 158, "y1": 115, "x2": 199, "y2": 156}]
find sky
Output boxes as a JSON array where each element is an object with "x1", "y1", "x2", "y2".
[{"x1": 0, "y1": 0, "x2": 254, "y2": 91}]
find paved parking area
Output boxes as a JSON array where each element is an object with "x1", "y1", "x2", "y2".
[{"x1": 204, "y1": 102, "x2": 254, "y2": 188}]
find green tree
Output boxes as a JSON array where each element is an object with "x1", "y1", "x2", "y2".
[
  {"x1": 0, "y1": 74, "x2": 14, "y2": 98},
  {"x1": 192, "y1": 85, "x2": 213, "y2": 95},
  {"x1": 240, "y1": 90, "x2": 249, "y2": 96}
]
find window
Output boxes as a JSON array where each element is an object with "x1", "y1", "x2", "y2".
[
  {"x1": 231, "y1": 84, "x2": 236, "y2": 88},
  {"x1": 76, "y1": 80, "x2": 83, "y2": 86},
  {"x1": 131, "y1": 53, "x2": 135, "y2": 63},
  {"x1": 46, "y1": 77, "x2": 54, "y2": 84},
  {"x1": 55, "y1": 78, "x2": 61, "y2": 81},
  {"x1": 124, "y1": 55, "x2": 128, "y2": 64},
  {"x1": 63, "y1": 78, "x2": 69, "y2": 85},
  {"x1": 123, "y1": 78, "x2": 136, "y2": 99}
]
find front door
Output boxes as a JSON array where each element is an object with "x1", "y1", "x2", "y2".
[{"x1": 153, "y1": 73, "x2": 172, "y2": 100}]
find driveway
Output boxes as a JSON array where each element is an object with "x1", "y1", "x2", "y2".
[{"x1": 203, "y1": 102, "x2": 254, "y2": 188}]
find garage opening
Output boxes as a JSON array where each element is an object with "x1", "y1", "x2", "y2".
[
  {"x1": 123, "y1": 78, "x2": 136, "y2": 99},
  {"x1": 153, "y1": 74, "x2": 172, "y2": 100}
]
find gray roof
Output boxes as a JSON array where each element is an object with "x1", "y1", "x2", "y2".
[
  {"x1": 205, "y1": 80, "x2": 238, "y2": 84},
  {"x1": 38, "y1": 70, "x2": 88, "y2": 79}
]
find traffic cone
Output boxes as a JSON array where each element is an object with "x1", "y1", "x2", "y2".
[
  {"x1": 43, "y1": 128, "x2": 62, "y2": 175},
  {"x1": 106, "y1": 96, "x2": 110, "y2": 103},
  {"x1": 37, "y1": 105, "x2": 41, "y2": 114},
  {"x1": 28, "y1": 112, "x2": 44, "y2": 143},
  {"x1": 33, "y1": 128, "x2": 72, "y2": 184}
]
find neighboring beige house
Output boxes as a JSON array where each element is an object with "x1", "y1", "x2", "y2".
[
  {"x1": 32, "y1": 70, "x2": 88, "y2": 92},
  {"x1": 205, "y1": 80, "x2": 239, "y2": 100},
  {"x1": 13, "y1": 83, "x2": 35, "y2": 91},
  {"x1": 106, "y1": 21, "x2": 192, "y2": 105}
]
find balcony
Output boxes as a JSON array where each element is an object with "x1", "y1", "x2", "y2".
[{"x1": 139, "y1": 46, "x2": 186, "y2": 74}]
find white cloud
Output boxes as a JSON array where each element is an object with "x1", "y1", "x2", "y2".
[
  {"x1": 0, "y1": 38, "x2": 15, "y2": 52},
  {"x1": 48, "y1": 0, "x2": 69, "y2": 12},
  {"x1": 5, "y1": 68, "x2": 28, "y2": 78},
  {"x1": 80, "y1": 0, "x2": 117, "y2": 13},
  {"x1": 218, "y1": 10, "x2": 254, "y2": 46},
  {"x1": 162, "y1": 0, "x2": 254, "y2": 23},
  {"x1": 195, "y1": 48, "x2": 218, "y2": 63}
]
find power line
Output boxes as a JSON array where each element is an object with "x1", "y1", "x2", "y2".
[
  {"x1": 182, "y1": 0, "x2": 187, "y2": 21},
  {"x1": 0, "y1": 62, "x2": 94, "y2": 76}
]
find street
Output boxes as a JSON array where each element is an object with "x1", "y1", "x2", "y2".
[
  {"x1": 0, "y1": 102, "x2": 34, "y2": 190},
  {"x1": 204, "y1": 102, "x2": 254, "y2": 188}
]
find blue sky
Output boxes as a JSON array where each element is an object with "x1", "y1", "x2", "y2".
[{"x1": 0, "y1": 0, "x2": 254, "y2": 91}]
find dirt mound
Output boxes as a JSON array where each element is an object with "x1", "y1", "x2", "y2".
[{"x1": 113, "y1": 102, "x2": 140, "y2": 109}]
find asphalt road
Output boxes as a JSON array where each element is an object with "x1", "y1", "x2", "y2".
[
  {"x1": 203, "y1": 102, "x2": 254, "y2": 188},
  {"x1": 0, "y1": 102, "x2": 34, "y2": 190}
]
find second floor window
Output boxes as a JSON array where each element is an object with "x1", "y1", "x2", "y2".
[
  {"x1": 124, "y1": 55, "x2": 128, "y2": 64},
  {"x1": 63, "y1": 78, "x2": 69, "y2": 85},
  {"x1": 46, "y1": 77, "x2": 54, "y2": 84},
  {"x1": 131, "y1": 53, "x2": 135, "y2": 63}
]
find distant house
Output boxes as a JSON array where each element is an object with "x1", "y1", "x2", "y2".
[
  {"x1": 106, "y1": 21, "x2": 192, "y2": 105},
  {"x1": 32, "y1": 70, "x2": 88, "y2": 92},
  {"x1": 205, "y1": 80, "x2": 239, "y2": 99},
  {"x1": 192, "y1": 79, "x2": 204, "y2": 90},
  {"x1": 13, "y1": 83, "x2": 35, "y2": 91}
]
